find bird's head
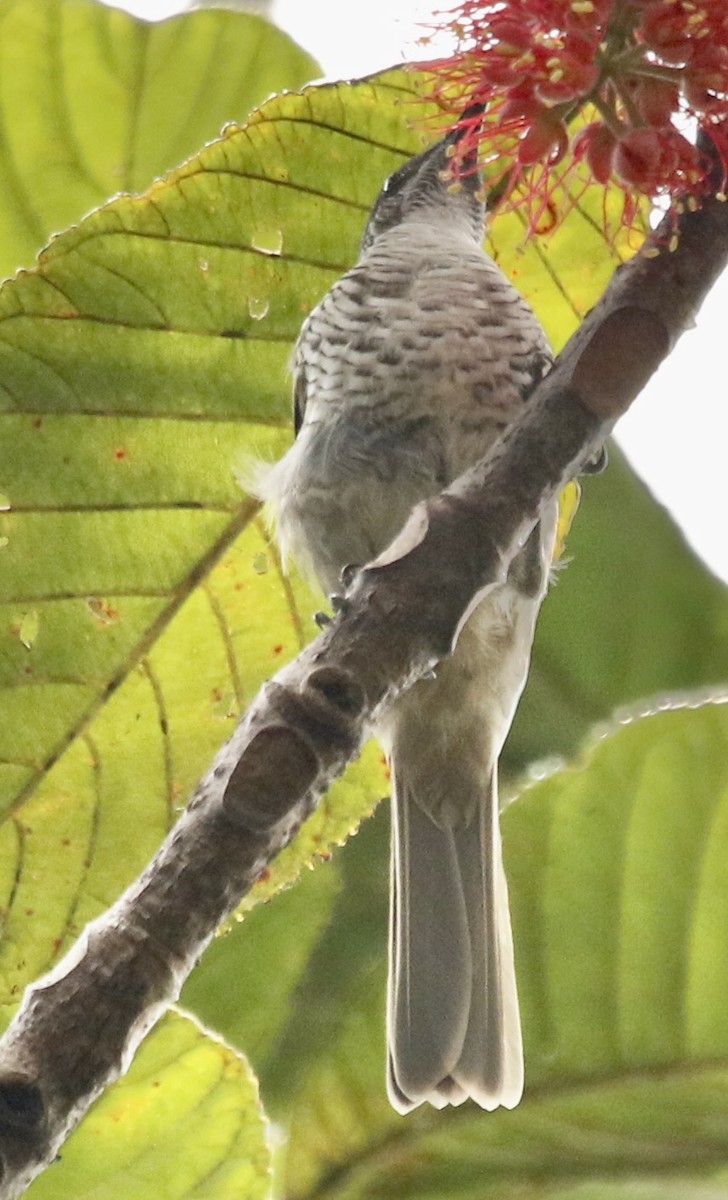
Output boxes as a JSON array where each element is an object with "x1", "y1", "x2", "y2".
[{"x1": 360, "y1": 105, "x2": 486, "y2": 252}]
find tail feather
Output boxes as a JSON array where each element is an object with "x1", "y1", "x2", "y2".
[
  {"x1": 450, "y1": 779, "x2": 523, "y2": 1108},
  {"x1": 387, "y1": 766, "x2": 523, "y2": 1113},
  {"x1": 387, "y1": 784, "x2": 471, "y2": 1110}
]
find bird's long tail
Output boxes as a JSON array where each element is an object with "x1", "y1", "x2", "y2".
[{"x1": 386, "y1": 761, "x2": 523, "y2": 1113}]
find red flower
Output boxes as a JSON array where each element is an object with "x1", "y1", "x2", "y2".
[
  {"x1": 426, "y1": 0, "x2": 728, "y2": 234},
  {"x1": 573, "y1": 122, "x2": 618, "y2": 184},
  {"x1": 613, "y1": 126, "x2": 702, "y2": 189}
]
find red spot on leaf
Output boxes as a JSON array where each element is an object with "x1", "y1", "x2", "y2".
[
  {"x1": 272, "y1": 643, "x2": 284, "y2": 656},
  {"x1": 87, "y1": 598, "x2": 120, "y2": 624}
]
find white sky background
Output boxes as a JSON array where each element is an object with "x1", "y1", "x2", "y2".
[{"x1": 115, "y1": 0, "x2": 728, "y2": 586}]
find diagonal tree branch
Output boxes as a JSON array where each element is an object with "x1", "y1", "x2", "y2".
[{"x1": 0, "y1": 191, "x2": 725, "y2": 1197}]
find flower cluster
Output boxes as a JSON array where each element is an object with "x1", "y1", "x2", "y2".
[{"x1": 428, "y1": 0, "x2": 728, "y2": 224}]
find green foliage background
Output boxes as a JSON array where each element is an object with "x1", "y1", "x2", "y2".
[{"x1": 0, "y1": 2, "x2": 726, "y2": 1196}]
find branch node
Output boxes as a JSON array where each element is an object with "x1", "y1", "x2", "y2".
[
  {"x1": 0, "y1": 1075, "x2": 44, "y2": 1133},
  {"x1": 267, "y1": 677, "x2": 362, "y2": 756},
  {"x1": 306, "y1": 665, "x2": 365, "y2": 719},
  {"x1": 222, "y1": 725, "x2": 318, "y2": 832}
]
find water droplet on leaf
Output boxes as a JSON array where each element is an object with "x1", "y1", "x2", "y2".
[
  {"x1": 250, "y1": 228, "x2": 283, "y2": 256},
  {"x1": 248, "y1": 297, "x2": 269, "y2": 320},
  {"x1": 19, "y1": 610, "x2": 39, "y2": 650}
]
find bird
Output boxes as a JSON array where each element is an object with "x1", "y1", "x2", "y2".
[{"x1": 253, "y1": 110, "x2": 561, "y2": 1113}]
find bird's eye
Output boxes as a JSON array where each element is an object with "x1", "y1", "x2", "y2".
[{"x1": 382, "y1": 154, "x2": 422, "y2": 198}]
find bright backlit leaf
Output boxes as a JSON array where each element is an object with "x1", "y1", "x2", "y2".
[
  {"x1": 26, "y1": 1009, "x2": 271, "y2": 1200},
  {"x1": 0, "y1": 0, "x2": 319, "y2": 280}
]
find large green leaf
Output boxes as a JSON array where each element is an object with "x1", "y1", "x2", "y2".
[
  {"x1": 274, "y1": 700, "x2": 728, "y2": 1199},
  {"x1": 1, "y1": 41, "x2": 415, "y2": 1028},
  {"x1": 0, "y1": 0, "x2": 319, "y2": 280},
  {"x1": 26, "y1": 1009, "x2": 271, "y2": 1200}
]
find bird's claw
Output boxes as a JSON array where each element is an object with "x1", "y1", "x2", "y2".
[
  {"x1": 314, "y1": 587, "x2": 352, "y2": 627},
  {"x1": 340, "y1": 562, "x2": 360, "y2": 589},
  {"x1": 331, "y1": 591, "x2": 351, "y2": 615}
]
